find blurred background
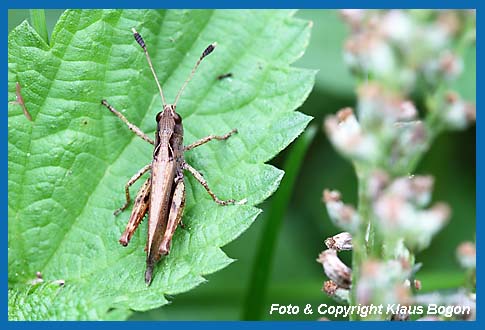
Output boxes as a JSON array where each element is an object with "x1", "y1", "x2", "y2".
[{"x1": 8, "y1": 10, "x2": 476, "y2": 320}]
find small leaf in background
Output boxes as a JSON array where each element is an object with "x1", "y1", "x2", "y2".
[{"x1": 8, "y1": 9, "x2": 315, "y2": 320}]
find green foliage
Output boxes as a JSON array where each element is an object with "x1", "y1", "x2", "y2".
[
  {"x1": 295, "y1": 10, "x2": 355, "y2": 96},
  {"x1": 8, "y1": 9, "x2": 315, "y2": 320},
  {"x1": 243, "y1": 125, "x2": 317, "y2": 320},
  {"x1": 29, "y1": 9, "x2": 49, "y2": 44}
]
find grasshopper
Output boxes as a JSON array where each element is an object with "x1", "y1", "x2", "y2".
[{"x1": 101, "y1": 28, "x2": 245, "y2": 285}]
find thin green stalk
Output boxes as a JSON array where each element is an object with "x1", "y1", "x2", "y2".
[
  {"x1": 350, "y1": 82, "x2": 445, "y2": 320},
  {"x1": 349, "y1": 233, "x2": 364, "y2": 321},
  {"x1": 30, "y1": 10, "x2": 49, "y2": 44},
  {"x1": 349, "y1": 167, "x2": 371, "y2": 320},
  {"x1": 241, "y1": 125, "x2": 317, "y2": 320}
]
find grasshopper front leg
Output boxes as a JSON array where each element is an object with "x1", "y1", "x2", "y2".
[
  {"x1": 184, "y1": 129, "x2": 237, "y2": 151},
  {"x1": 119, "y1": 177, "x2": 151, "y2": 246},
  {"x1": 158, "y1": 178, "x2": 186, "y2": 256},
  {"x1": 101, "y1": 100, "x2": 154, "y2": 145}
]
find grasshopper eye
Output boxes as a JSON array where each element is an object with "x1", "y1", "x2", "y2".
[
  {"x1": 174, "y1": 113, "x2": 182, "y2": 124},
  {"x1": 156, "y1": 112, "x2": 163, "y2": 122}
]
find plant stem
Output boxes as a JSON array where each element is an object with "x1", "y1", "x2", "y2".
[
  {"x1": 241, "y1": 125, "x2": 316, "y2": 320},
  {"x1": 30, "y1": 10, "x2": 49, "y2": 44},
  {"x1": 349, "y1": 166, "x2": 371, "y2": 321},
  {"x1": 349, "y1": 235, "x2": 363, "y2": 321}
]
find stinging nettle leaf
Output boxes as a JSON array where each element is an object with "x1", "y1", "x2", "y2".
[{"x1": 8, "y1": 9, "x2": 315, "y2": 320}]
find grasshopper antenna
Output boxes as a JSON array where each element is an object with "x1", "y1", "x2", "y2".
[
  {"x1": 132, "y1": 28, "x2": 167, "y2": 106},
  {"x1": 173, "y1": 42, "x2": 217, "y2": 106}
]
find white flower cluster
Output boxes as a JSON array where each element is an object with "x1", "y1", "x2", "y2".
[
  {"x1": 341, "y1": 10, "x2": 475, "y2": 92},
  {"x1": 442, "y1": 92, "x2": 476, "y2": 130},
  {"x1": 322, "y1": 174, "x2": 449, "y2": 251},
  {"x1": 322, "y1": 190, "x2": 360, "y2": 232},
  {"x1": 371, "y1": 172, "x2": 450, "y2": 251},
  {"x1": 318, "y1": 9, "x2": 475, "y2": 320},
  {"x1": 356, "y1": 259, "x2": 412, "y2": 307},
  {"x1": 325, "y1": 84, "x2": 475, "y2": 172},
  {"x1": 325, "y1": 84, "x2": 428, "y2": 170}
]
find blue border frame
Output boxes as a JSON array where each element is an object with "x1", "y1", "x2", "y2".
[
  {"x1": 4, "y1": 1, "x2": 480, "y2": 328},
  {"x1": 2, "y1": 1, "x2": 481, "y2": 9}
]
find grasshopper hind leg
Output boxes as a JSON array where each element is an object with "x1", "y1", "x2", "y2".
[
  {"x1": 119, "y1": 177, "x2": 151, "y2": 246},
  {"x1": 182, "y1": 162, "x2": 246, "y2": 206},
  {"x1": 158, "y1": 178, "x2": 186, "y2": 256}
]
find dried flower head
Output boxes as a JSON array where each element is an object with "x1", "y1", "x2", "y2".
[
  {"x1": 323, "y1": 279, "x2": 339, "y2": 295},
  {"x1": 390, "y1": 121, "x2": 429, "y2": 170},
  {"x1": 367, "y1": 170, "x2": 390, "y2": 198},
  {"x1": 323, "y1": 189, "x2": 360, "y2": 233},
  {"x1": 456, "y1": 241, "x2": 476, "y2": 269},
  {"x1": 345, "y1": 35, "x2": 396, "y2": 77},
  {"x1": 324, "y1": 108, "x2": 379, "y2": 163},
  {"x1": 387, "y1": 175, "x2": 434, "y2": 207},
  {"x1": 323, "y1": 280, "x2": 351, "y2": 304},
  {"x1": 340, "y1": 9, "x2": 365, "y2": 29},
  {"x1": 441, "y1": 91, "x2": 476, "y2": 130},
  {"x1": 325, "y1": 232, "x2": 353, "y2": 251},
  {"x1": 317, "y1": 249, "x2": 352, "y2": 289},
  {"x1": 358, "y1": 84, "x2": 417, "y2": 126},
  {"x1": 439, "y1": 51, "x2": 464, "y2": 79},
  {"x1": 437, "y1": 11, "x2": 462, "y2": 36}
]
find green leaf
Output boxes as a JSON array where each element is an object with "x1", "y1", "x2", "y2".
[{"x1": 8, "y1": 9, "x2": 315, "y2": 320}]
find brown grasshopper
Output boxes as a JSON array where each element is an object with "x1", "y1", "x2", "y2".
[{"x1": 101, "y1": 28, "x2": 245, "y2": 285}]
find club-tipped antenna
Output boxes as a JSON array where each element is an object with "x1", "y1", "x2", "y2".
[
  {"x1": 173, "y1": 42, "x2": 217, "y2": 106},
  {"x1": 132, "y1": 28, "x2": 167, "y2": 106}
]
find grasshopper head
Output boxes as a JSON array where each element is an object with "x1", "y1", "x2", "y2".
[
  {"x1": 164, "y1": 104, "x2": 176, "y2": 113},
  {"x1": 156, "y1": 104, "x2": 176, "y2": 122},
  {"x1": 156, "y1": 104, "x2": 181, "y2": 124}
]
